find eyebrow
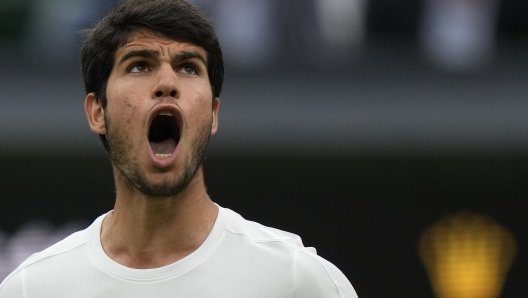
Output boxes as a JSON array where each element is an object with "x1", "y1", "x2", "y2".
[
  {"x1": 173, "y1": 51, "x2": 208, "y2": 67},
  {"x1": 116, "y1": 49, "x2": 207, "y2": 67},
  {"x1": 117, "y1": 49, "x2": 160, "y2": 66}
]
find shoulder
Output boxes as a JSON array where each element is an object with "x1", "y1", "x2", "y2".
[
  {"x1": 224, "y1": 208, "x2": 313, "y2": 252},
  {"x1": 293, "y1": 250, "x2": 358, "y2": 298},
  {"x1": 222, "y1": 208, "x2": 358, "y2": 297},
  {"x1": 0, "y1": 223, "x2": 92, "y2": 296},
  {"x1": 14, "y1": 226, "x2": 90, "y2": 270},
  {"x1": 0, "y1": 270, "x2": 22, "y2": 297}
]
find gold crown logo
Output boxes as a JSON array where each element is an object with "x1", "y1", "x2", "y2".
[{"x1": 418, "y1": 211, "x2": 516, "y2": 298}]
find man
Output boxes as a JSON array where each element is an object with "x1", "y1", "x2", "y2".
[{"x1": 0, "y1": 0, "x2": 358, "y2": 297}]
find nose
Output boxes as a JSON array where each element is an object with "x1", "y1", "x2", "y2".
[{"x1": 152, "y1": 63, "x2": 179, "y2": 99}]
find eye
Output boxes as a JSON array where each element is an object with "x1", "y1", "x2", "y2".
[
  {"x1": 177, "y1": 63, "x2": 199, "y2": 75},
  {"x1": 128, "y1": 62, "x2": 150, "y2": 73}
]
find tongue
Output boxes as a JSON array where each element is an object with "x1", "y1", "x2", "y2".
[{"x1": 150, "y1": 139, "x2": 176, "y2": 154}]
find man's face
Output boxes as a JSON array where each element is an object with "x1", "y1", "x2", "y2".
[{"x1": 101, "y1": 30, "x2": 219, "y2": 197}]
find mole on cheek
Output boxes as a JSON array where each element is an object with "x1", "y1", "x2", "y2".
[{"x1": 124, "y1": 101, "x2": 139, "y2": 124}]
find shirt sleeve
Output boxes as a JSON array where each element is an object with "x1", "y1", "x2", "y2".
[
  {"x1": 0, "y1": 270, "x2": 24, "y2": 298},
  {"x1": 293, "y1": 249, "x2": 358, "y2": 298}
]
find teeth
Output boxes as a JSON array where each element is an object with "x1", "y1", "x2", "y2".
[
  {"x1": 155, "y1": 154, "x2": 172, "y2": 159},
  {"x1": 159, "y1": 111, "x2": 172, "y2": 116}
]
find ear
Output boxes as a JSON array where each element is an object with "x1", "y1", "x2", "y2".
[
  {"x1": 210, "y1": 97, "x2": 220, "y2": 135},
  {"x1": 85, "y1": 93, "x2": 106, "y2": 135}
]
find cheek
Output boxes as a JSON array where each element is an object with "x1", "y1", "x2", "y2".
[
  {"x1": 189, "y1": 82, "x2": 213, "y2": 112},
  {"x1": 188, "y1": 92, "x2": 213, "y2": 122},
  {"x1": 106, "y1": 88, "x2": 141, "y2": 127},
  {"x1": 123, "y1": 99, "x2": 140, "y2": 124}
]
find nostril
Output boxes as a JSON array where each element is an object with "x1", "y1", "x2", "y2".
[
  {"x1": 170, "y1": 90, "x2": 176, "y2": 97},
  {"x1": 155, "y1": 91, "x2": 163, "y2": 97}
]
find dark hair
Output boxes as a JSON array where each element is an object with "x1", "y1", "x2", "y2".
[{"x1": 80, "y1": 0, "x2": 224, "y2": 150}]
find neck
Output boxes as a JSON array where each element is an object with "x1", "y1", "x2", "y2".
[{"x1": 101, "y1": 167, "x2": 218, "y2": 269}]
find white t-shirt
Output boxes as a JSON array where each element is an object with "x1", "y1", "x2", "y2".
[{"x1": 0, "y1": 206, "x2": 358, "y2": 297}]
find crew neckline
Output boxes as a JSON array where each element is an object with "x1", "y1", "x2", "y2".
[{"x1": 88, "y1": 206, "x2": 228, "y2": 281}]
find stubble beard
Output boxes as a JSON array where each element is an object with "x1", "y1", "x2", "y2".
[{"x1": 104, "y1": 113, "x2": 212, "y2": 198}]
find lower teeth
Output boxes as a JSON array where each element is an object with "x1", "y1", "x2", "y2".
[{"x1": 155, "y1": 154, "x2": 172, "y2": 159}]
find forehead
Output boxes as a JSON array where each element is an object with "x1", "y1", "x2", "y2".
[{"x1": 115, "y1": 30, "x2": 207, "y2": 59}]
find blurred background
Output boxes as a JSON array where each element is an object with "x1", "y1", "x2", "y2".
[{"x1": 0, "y1": 0, "x2": 527, "y2": 296}]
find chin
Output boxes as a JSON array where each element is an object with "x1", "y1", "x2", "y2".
[{"x1": 132, "y1": 171, "x2": 194, "y2": 198}]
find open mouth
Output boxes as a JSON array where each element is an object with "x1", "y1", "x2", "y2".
[{"x1": 148, "y1": 110, "x2": 180, "y2": 159}]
